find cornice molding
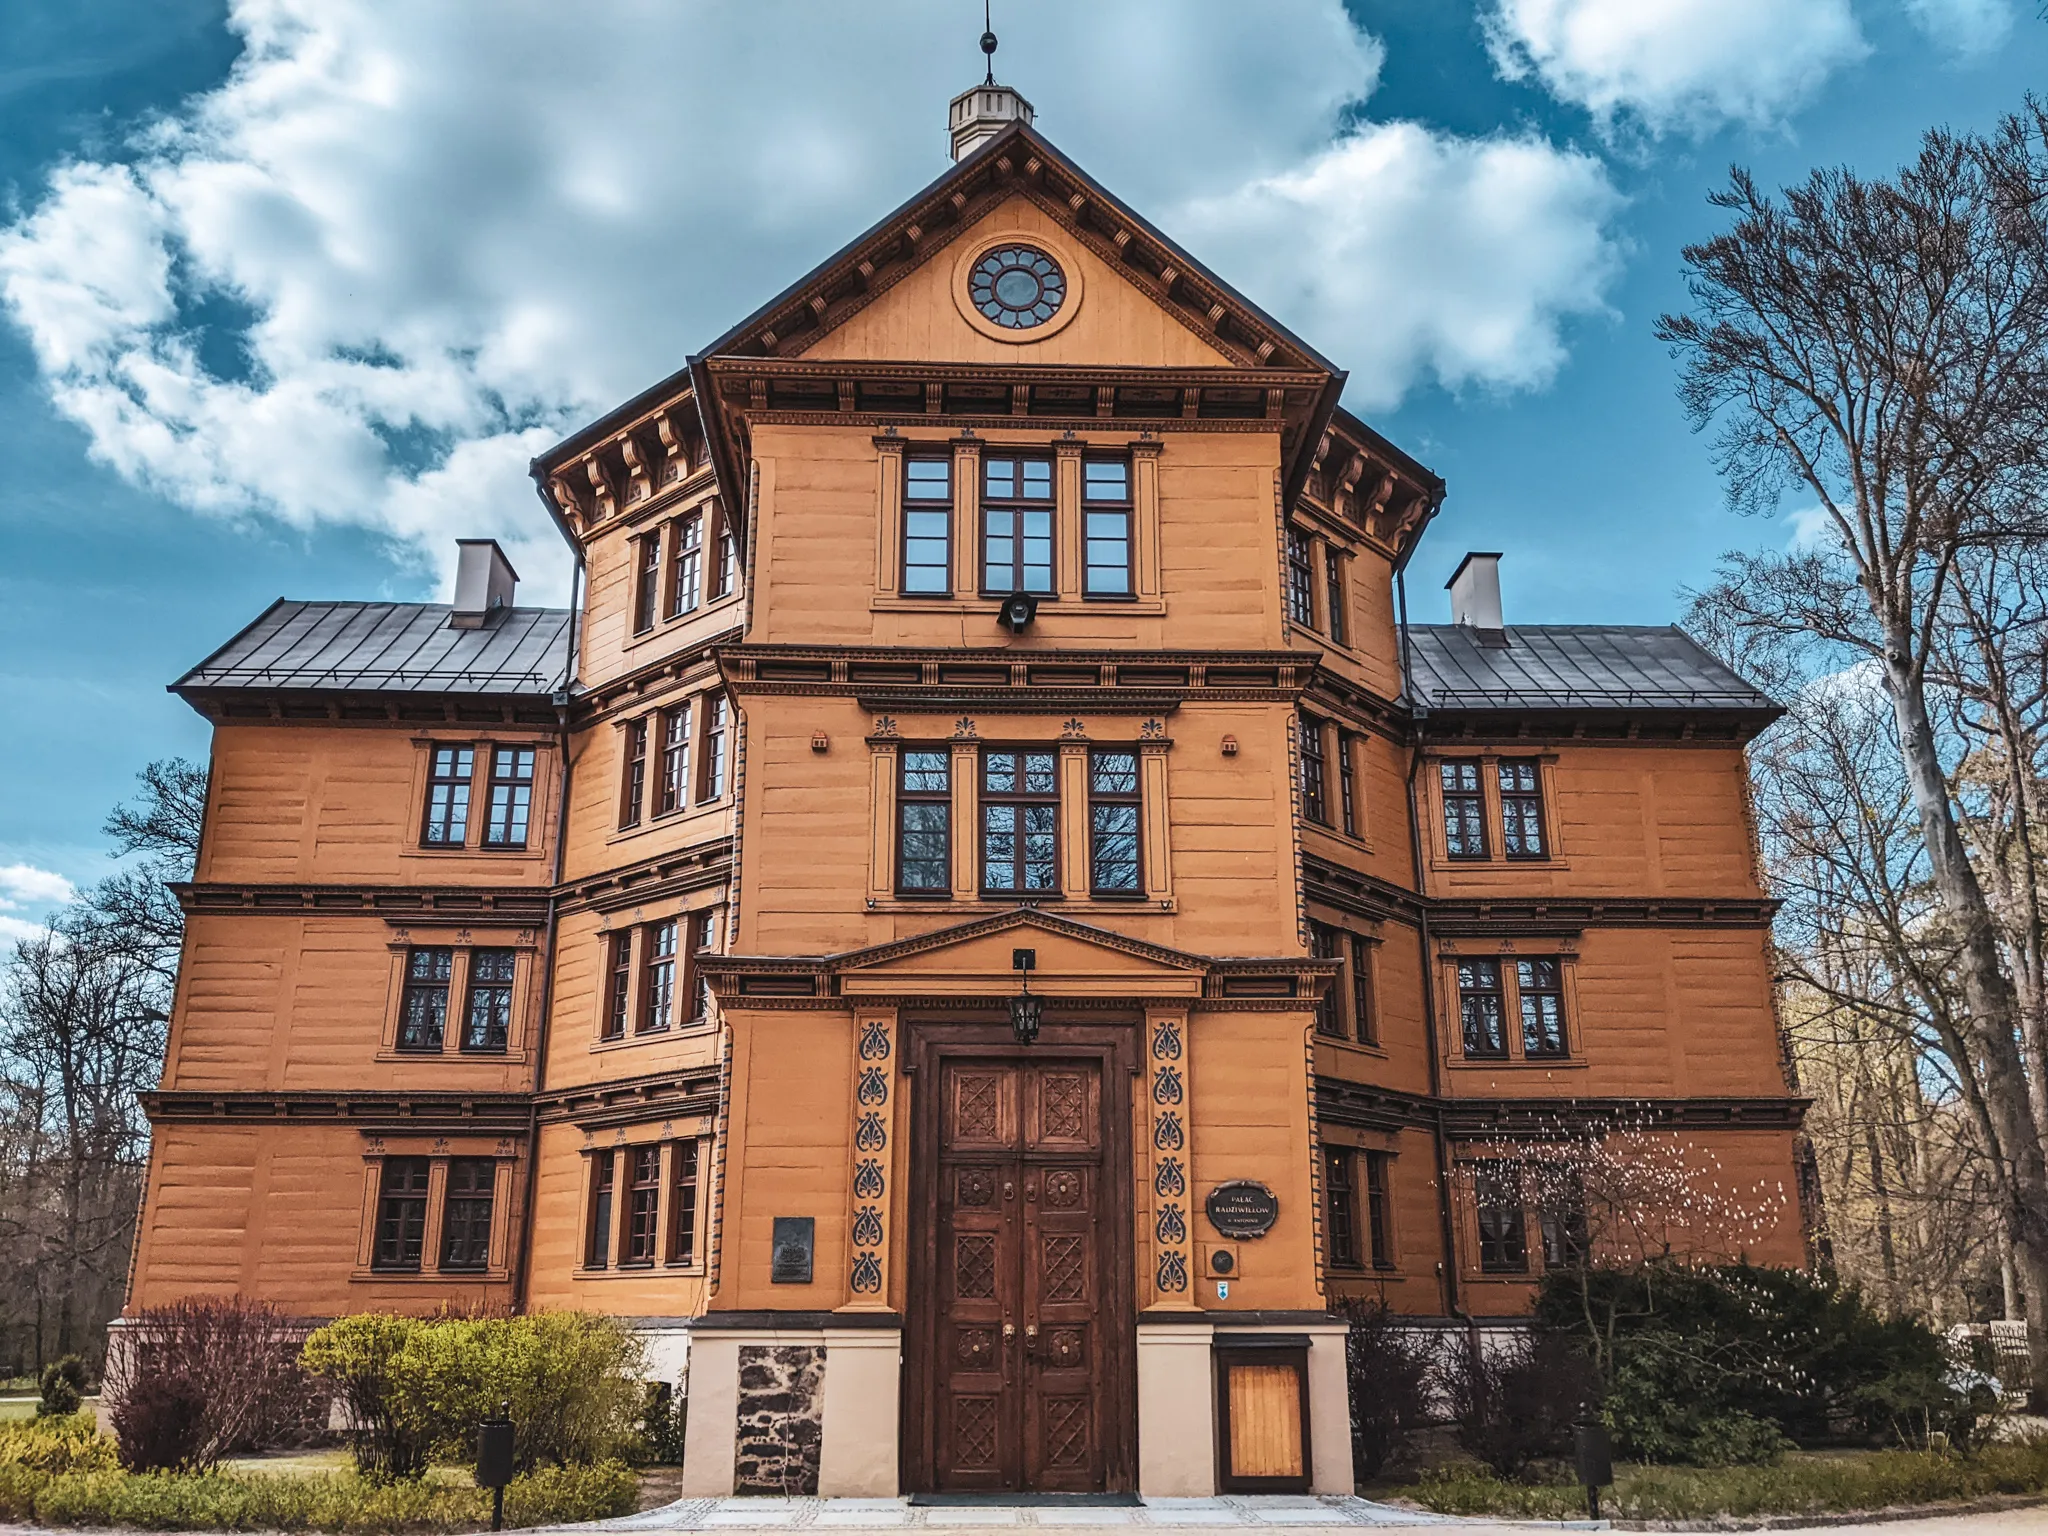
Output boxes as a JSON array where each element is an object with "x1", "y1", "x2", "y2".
[
  {"x1": 177, "y1": 884, "x2": 553, "y2": 921},
  {"x1": 1312, "y1": 1079, "x2": 1810, "y2": 1135},
  {"x1": 143, "y1": 1090, "x2": 533, "y2": 1129}
]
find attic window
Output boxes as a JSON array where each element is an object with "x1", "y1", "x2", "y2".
[{"x1": 970, "y1": 245, "x2": 1066, "y2": 329}]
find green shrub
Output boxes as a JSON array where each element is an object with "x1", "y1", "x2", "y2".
[
  {"x1": 1440, "y1": 1330, "x2": 1597, "y2": 1479},
  {"x1": 110, "y1": 1373, "x2": 209, "y2": 1472},
  {"x1": 301, "y1": 1311, "x2": 645, "y2": 1478},
  {"x1": 39, "y1": 1358, "x2": 88, "y2": 1418},
  {"x1": 0, "y1": 1412, "x2": 119, "y2": 1476},
  {"x1": 640, "y1": 1382, "x2": 686, "y2": 1466}
]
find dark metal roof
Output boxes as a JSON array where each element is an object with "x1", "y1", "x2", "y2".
[
  {"x1": 1405, "y1": 624, "x2": 1777, "y2": 713},
  {"x1": 173, "y1": 600, "x2": 572, "y2": 697}
]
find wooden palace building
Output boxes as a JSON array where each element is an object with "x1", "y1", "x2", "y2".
[{"x1": 126, "y1": 79, "x2": 1807, "y2": 1498}]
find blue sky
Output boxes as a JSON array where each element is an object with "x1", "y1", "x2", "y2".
[{"x1": 1, "y1": 0, "x2": 2044, "y2": 929}]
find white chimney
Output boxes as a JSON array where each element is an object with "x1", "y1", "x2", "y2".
[
  {"x1": 949, "y1": 82, "x2": 1033, "y2": 162},
  {"x1": 449, "y1": 539, "x2": 519, "y2": 629},
  {"x1": 1446, "y1": 552, "x2": 1505, "y2": 633}
]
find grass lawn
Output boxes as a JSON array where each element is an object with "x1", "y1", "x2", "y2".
[{"x1": 0, "y1": 1399, "x2": 41, "y2": 1423}]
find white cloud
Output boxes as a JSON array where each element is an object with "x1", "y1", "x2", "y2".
[
  {"x1": 0, "y1": 1, "x2": 1625, "y2": 597},
  {"x1": 1902, "y1": 0, "x2": 2014, "y2": 56},
  {"x1": 1785, "y1": 505, "x2": 1837, "y2": 553},
  {"x1": 0, "y1": 864, "x2": 77, "y2": 908},
  {"x1": 0, "y1": 916, "x2": 54, "y2": 945},
  {"x1": 1484, "y1": 0, "x2": 1867, "y2": 137}
]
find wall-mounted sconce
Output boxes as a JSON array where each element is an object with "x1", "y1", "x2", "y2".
[
  {"x1": 1010, "y1": 947, "x2": 1041, "y2": 1045},
  {"x1": 1221, "y1": 735, "x2": 1240, "y2": 756},
  {"x1": 812, "y1": 732, "x2": 830, "y2": 753}
]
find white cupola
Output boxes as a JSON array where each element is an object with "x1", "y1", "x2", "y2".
[{"x1": 949, "y1": 8, "x2": 1033, "y2": 161}]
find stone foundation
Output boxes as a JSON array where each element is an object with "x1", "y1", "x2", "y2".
[{"x1": 733, "y1": 1344, "x2": 826, "y2": 1494}]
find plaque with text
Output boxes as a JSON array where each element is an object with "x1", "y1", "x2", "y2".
[
  {"x1": 1205, "y1": 1181, "x2": 1279, "y2": 1239},
  {"x1": 770, "y1": 1216, "x2": 815, "y2": 1284}
]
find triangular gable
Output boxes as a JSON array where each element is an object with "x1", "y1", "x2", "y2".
[{"x1": 833, "y1": 908, "x2": 1206, "y2": 998}]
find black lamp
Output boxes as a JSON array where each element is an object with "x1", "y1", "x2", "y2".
[
  {"x1": 998, "y1": 590, "x2": 1039, "y2": 633},
  {"x1": 1010, "y1": 947, "x2": 1041, "y2": 1045}
]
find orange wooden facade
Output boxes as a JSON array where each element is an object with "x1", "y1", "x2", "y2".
[{"x1": 128, "y1": 108, "x2": 1804, "y2": 1495}]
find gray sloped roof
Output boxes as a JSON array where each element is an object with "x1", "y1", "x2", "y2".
[
  {"x1": 1405, "y1": 624, "x2": 1777, "y2": 712},
  {"x1": 173, "y1": 600, "x2": 572, "y2": 697}
]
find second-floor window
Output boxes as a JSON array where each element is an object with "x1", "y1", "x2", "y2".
[
  {"x1": 399, "y1": 948, "x2": 454, "y2": 1051},
  {"x1": 700, "y1": 697, "x2": 729, "y2": 801},
  {"x1": 1351, "y1": 936, "x2": 1378, "y2": 1045},
  {"x1": 688, "y1": 911, "x2": 718, "y2": 1022},
  {"x1": 1311, "y1": 922, "x2": 1344, "y2": 1038},
  {"x1": 668, "y1": 512, "x2": 703, "y2": 619},
  {"x1": 1364, "y1": 1150, "x2": 1392, "y2": 1268},
  {"x1": 1324, "y1": 1147, "x2": 1394, "y2": 1270},
  {"x1": 897, "y1": 750, "x2": 952, "y2": 895},
  {"x1": 625, "y1": 1146, "x2": 662, "y2": 1265},
  {"x1": 484, "y1": 748, "x2": 534, "y2": 848},
  {"x1": 710, "y1": 506, "x2": 737, "y2": 601},
  {"x1": 440, "y1": 1160, "x2": 496, "y2": 1271},
  {"x1": 983, "y1": 749, "x2": 1058, "y2": 894},
  {"x1": 1338, "y1": 730, "x2": 1359, "y2": 837},
  {"x1": 642, "y1": 919, "x2": 678, "y2": 1034},
  {"x1": 373, "y1": 1157, "x2": 431, "y2": 1272},
  {"x1": 1324, "y1": 547, "x2": 1347, "y2": 646},
  {"x1": 1088, "y1": 750, "x2": 1141, "y2": 895},
  {"x1": 1499, "y1": 759, "x2": 1546, "y2": 858},
  {"x1": 1300, "y1": 715, "x2": 1328, "y2": 824},
  {"x1": 1517, "y1": 957, "x2": 1568, "y2": 1057},
  {"x1": 1286, "y1": 528, "x2": 1316, "y2": 628},
  {"x1": 461, "y1": 948, "x2": 515, "y2": 1052},
  {"x1": 1441, "y1": 761, "x2": 1487, "y2": 859},
  {"x1": 1457, "y1": 958, "x2": 1507, "y2": 1058},
  {"x1": 634, "y1": 534, "x2": 661, "y2": 633},
  {"x1": 586, "y1": 1151, "x2": 615, "y2": 1268},
  {"x1": 1325, "y1": 1145, "x2": 1359, "y2": 1267},
  {"x1": 658, "y1": 706, "x2": 691, "y2": 815},
  {"x1": 423, "y1": 747, "x2": 473, "y2": 846},
  {"x1": 1083, "y1": 459, "x2": 1133, "y2": 598},
  {"x1": 982, "y1": 454, "x2": 1054, "y2": 595},
  {"x1": 603, "y1": 931, "x2": 633, "y2": 1042},
  {"x1": 620, "y1": 720, "x2": 648, "y2": 829},
  {"x1": 903, "y1": 456, "x2": 952, "y2": 595}
]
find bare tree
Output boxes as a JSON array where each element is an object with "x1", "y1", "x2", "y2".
[{"x1": 1660, "y1": 101, "x2": 2048, "y2": 1396}]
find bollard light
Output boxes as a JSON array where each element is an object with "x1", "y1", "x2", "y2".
[{"x1": 477, "y1": 1400, "x2": 515, "y2": 1532}]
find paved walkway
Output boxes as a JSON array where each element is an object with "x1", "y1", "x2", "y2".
[{"x1": 560, "y1": 1497, "x2": 1457, "y2": 1531}]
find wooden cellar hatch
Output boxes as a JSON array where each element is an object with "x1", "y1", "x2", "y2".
[{"x1": 1212, "y1": 1335, "x2": 1312, "y2": 1494}]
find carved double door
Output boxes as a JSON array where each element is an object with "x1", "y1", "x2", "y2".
[{"x1": 933, "y1": 1058, "x2": 1108, "y2": 1492}]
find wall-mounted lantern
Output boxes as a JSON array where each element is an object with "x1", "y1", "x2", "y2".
[{"x1": 1010, "y1": 947, "x2": 1041, "y2": 1044}]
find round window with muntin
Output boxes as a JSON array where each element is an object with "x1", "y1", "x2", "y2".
[{"x1": 969, "y1": 245, "x2": 1067, "y2": 329}]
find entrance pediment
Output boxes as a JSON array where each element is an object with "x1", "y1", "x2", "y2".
[{"x1": 837, "y1": 909, "x2": 1205, "y2": 1000}]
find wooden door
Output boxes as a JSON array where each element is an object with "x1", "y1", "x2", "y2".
[{"x1": 932, "y1": 1058, "x2": 1108, "y2": 1492}]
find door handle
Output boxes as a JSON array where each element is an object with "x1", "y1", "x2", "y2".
[
  {"x1": 1003, "y1": 1322, "x2": 1017, "y2": 1342},
  {"x1": 1024, "y1": 1323, "x2": 1038, "y2": 1354}
]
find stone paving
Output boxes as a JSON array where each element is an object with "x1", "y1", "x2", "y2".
[{"x1": 551, "y1": 1497, "x2": 1465, "y2": 1532}]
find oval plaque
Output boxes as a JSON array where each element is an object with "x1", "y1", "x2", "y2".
[{"x1": 1204, "y1": 1180, "x2": 1279, "y2": 1239}]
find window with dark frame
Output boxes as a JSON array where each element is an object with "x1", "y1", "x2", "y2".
[
  {"x1": 1310, "y1": 923, "x2": 1345, "y2": 1038},
  {"x1": 620, "y1": 719, "x2": 648, "y2": 829},
  {"x1": 1364, "y1": 1150, "x2": 1393, "y2": 1268},
  {"x1": 1499, "y1": 758, "x2": 1547, "y2": 859},
  {"x1": 666, "y1": 1139, "x2": 701, "y2": 1265},
  {"x1": 398, "y1": 947, "x2": 453, "y2": 1051},
  {"x1": 1324, "y1": 1145, "x2": 1361, "y2": 1267},
  {"x1": 624, "y1": 1145, "x2": 661, "y2": 1265},
  {"x1": 1474, "y1": 1162, "x2": 1529, "y2": 1274},
  {"x1": 461, "y1": 948, "x2": 515, "y2": 1052},
  {"x1": 634, "y1": 534, "x2": 661, "y2": 633},
  {"x1": 668, "y1": 512, "x2": 703, "y2": 619},
  {"x1": 423, "y1": 746, "x2": 474, "y2": 847},
  {"x1": 700, "y1": 696, "x2": 729, "y2": 801},
  {"x1": 1440, "y1": 760, "x2": 1487, "y2": 859},
  {"x1": 642, "y1": 919, "x2": 677, "y2": 1034},
  {"x1": 902, "y1": 456, "x2": 953, "y2": 595},
  {"x1": 439, "y1": 1159, "x2": 496, "y2": 1271},
  {"x1": 1517, "y1": 957, "x2": 1568, "y2": 1057},
  {"x1": 1286, "y1": 527, "x2": 1317, "y2": 628},
  {"x1": 981, "y1": 454, "x2": 1055, "y2": 595},
  {"x1": 1082, "y1": 459, "x2": 1133, "y2": 598},
  {"x1": 1324, "y1": 546, "x2": 1347, "y2": 646},
  {"x1": 585, "y1": 1152, "x2": 615, "y2": 1269},
  {"x1": 483, "y1": 747, "x2": 535, "y2": 848},
  {"x1": 602, "y1": 931, "x2": 632, "y2": 1042},
  {"x1": 897, "y1": 750, "x2": 952, "y2": 895},
  {"x1": 1457, "y1": 958, "x2": 1507, "y2": 1058},
  {"x1": 1350, "y1": 936, "x2": 1377, "y2": 1045},
  {"x1": 372, "y1": 1157, "x2": 430, "y2": 1272},
  {"x1": 708, "y1": 505, "x2": 736, "y2": 601},
  {"x1": 657, "y1": 705, "x2": 691, "y2": 816},
  {"x1": 1299, "y1": 715, "x2": 1329, "y2": 825},
  {"x1": 1338, "y1": 730, "x2": 1359, "y2": 837},
  {"x1": 686, "y1": 910, "x2": 717, "y2": 1023},
  {"x1": 1539, "y1": 1166, "x2": 1590, "y2": 1269},
  {"x1": 982, "y1": 749, "x2": 1058, "y2": 894},
  {"x1": 1088, "y1": 749, "x2": 1141, "y2": 895}
]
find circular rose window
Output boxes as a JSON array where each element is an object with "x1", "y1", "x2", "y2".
[{"x1": 969, "y1": 245, "x2": 1067, "y2": 329}]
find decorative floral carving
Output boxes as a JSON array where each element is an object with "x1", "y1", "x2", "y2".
[
  {"x1": 952, "y1": 717, "x2": 979, "y2": 740},
  {"x1": 1155, "y1": 1204, "x2": 1186, "y2": 1244},
  {"x1": 858, "y1": 1019, "x2": 892, "y2": 1061},
  {"x1": 1151, "y1": 1065, "x2": 1183, "y2": 1105},
  {"x1": 1043, "y1": 1170, "x2": 1082, "y2": 1208},
  {"x1": 851, "y1": 1205, "x2": 884, "y2": 1247},
  {"x1": 855, "y1": 1112, "x2": 887, "y2": 1152},
  {"x1": 1154, "y1": 1157, "x2": 1185, "y2": 1198},
  {"x1": 853, "y1": 1159, "x2": 885, "y2": 1199},
  {"x1": 850, "y1": 1251, "x2": 883, "y2": 1294},
  {"x1": 1140, "y1": 718, "x2": 1167, "y2": 740},
  {"x1": 1153, "y1": 1112, "x2": 1184, "y2": 1151},
  {"x1": 857, "y1": 1066, "x2": 888, "y2": 1105},
  {"x1": 957, "y1": 1169, "x2": 996, "y2": 1206},
  {"x1": 1060, "y1": 717, "x2": 1088, "y2": 740},
  {"x1": 1156, "y1": 1250, "x2": 1189, "y2": 1293},
  {"x1": 1151, "y1": 1017, "x2": 1182, "y2": 1060},
  {"x1": 872, "y1": 716, "x2": 900, "y2": 738}
]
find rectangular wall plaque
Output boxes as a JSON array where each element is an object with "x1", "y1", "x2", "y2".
[{"x1": 770, "y1": 1216, "x2": 815, "y2": 1284}]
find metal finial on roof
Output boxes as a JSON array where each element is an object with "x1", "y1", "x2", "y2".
[{"x1": 981, "y1": 0, "x2": 997, "y2": 84}]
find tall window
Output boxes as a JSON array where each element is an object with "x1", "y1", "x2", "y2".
[
  {"x1": 440, "y1": 1159, "x2": 496, "y2": 1271},
  {"x1": 688, "y1": 911, "x2": 718, "y2": 1022},
  {"x1": 1457, "y1": 958, "x2": 1506, "y2": 1058},
  {"x1": 634, "y1": 534, "x2": 661, "y2": 633},
  {"x1": 603, "y1": 931, "x2": 632, "y2": 1042},
  {"x1": 1338, "y1": 731, "x2": 1359, "y2": 837},
  {"x1": 423, "y1": 747, "x2": 474, "y2": 846},
  {"x1": 398, "y1": 948, "x2": 453, "y2": 1051},
  {"x1": 1517, "y1": 958, "x2": 1567, "y2": 1057},
  {"x1": 709, "y1": 506, "x2": 736, "y2": 600},
  {"x1": 1286, "y1": 528, "x2": 1316, "y2": 628},
  {"x1": 1499, "y1": 759, "x2": 1546, "y2": 859},
  {"x1": 625, "y1": 1146, "x2": 662, "y2": 1265},
  {"x1": 1310, "y1": 923, "x2": 1344, "y2": 1038},
  {"x1": 642, "y1": 919, "x2": 677, "y2": 1034},
  {"x1": 1350, "y1": 936, "x2": 1377, "y2": 1045},
  {"x1": 1299, "y1": 715, "x2": 1328, "y2": 825},
  {"x1": 1364, "y1": 1151, "x2": 1393, "y2": 1269},
  {"x1": 1324, "y1": 547, "x2": 1347, "y2": 646},
  {"x1": 1474, "y1": 1163, "x2": 1528, "y2": 1274},
  {"x1": 982, "y1": 749, "x2": 1058, "y2": 894},
  {"x1": 585, "y1": 1152, "x2": 615, "y2": 1269},
  {"x1": 657, "y1": 706, "x2": 691, "y2": 816},
  {"x1": 620, "y1": 720, "x2": 648, "y2": 829},
  {"x1": 902, "y1": 456, "x2": 953, "y2": 595},
  {"x1": 668, "y1": 512, "x2": 703, "y2": 618},
  {"x1": 1083, "y1": 459, "x2": 1133, "y2": 598},
  {"x1": 982, "y1": 454, "x2": 1054, "y2": 594},
  {"x1": 461, "y1": 948, "x2": 515, "y2": 1052},
  {"x1": 897, "y1": 750, "x2": 951, "y2": 895},
  {"x1": 667, "y1": 1140, "x2": 701, "y2": 1265},
  {"x1": 1088, "y1": 749, "x2": 1141, "y2": 894},
  {"x1": 1539, "y1": 1167, "x2": 1589, "y2": 1269},
  {"x1": 1324, "y1": 1146, "x2": 1360, "y2": 1267},
  {"x1": 484, "y1": 747, "x2": 534, "y2": 848},
  {"x1": 373, "y1": 1158, "x2": 431, "y2": 1272},
  {"x1": 700, "y1": 696, "x2": 729, "y2": 800},
  {"x1": 1441, "y1": 761, "x2": 1487, "y2": 859}
]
